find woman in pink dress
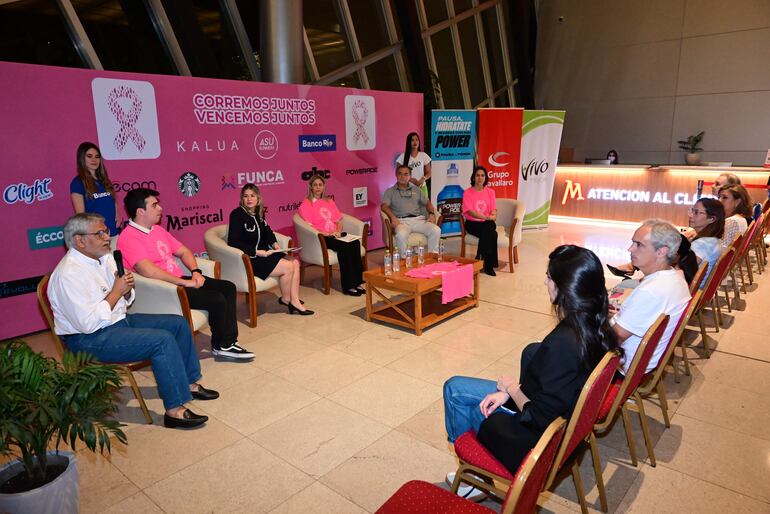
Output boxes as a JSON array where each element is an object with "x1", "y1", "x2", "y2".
[
  {"x1": 462, "y1": 166, "x2": 498, "y2": 276},
  {"x1": 298, "y1": 175, "x2": 365, "y2": 296}
]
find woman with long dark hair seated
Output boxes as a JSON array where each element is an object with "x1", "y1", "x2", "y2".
[
  {"x1": 463, "y1": 166, "x2": 499, "y2": 276},
  {"x1": 443, "y1": 245, "x2": 620, "y2": 492},
  {"x1": 686, "y1": 198, "x2": 725, "y2": 285}
]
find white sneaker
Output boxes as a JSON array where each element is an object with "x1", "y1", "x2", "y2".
[
  {"x1": 212, "y1": 343, "x2": 254, "y2": 361},
  {"x1": 445, "y1": 472, "x2": 487, "y2": 501}
]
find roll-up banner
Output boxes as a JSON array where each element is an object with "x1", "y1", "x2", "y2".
[
  {"x1": 430, "y1": 110, "x2": 476, "y2": 235},
  {"x1": 477, "y1": 108, "x2": 524, "y2": 202},
  {"x1": 518, "y1": 110, "x2": 565, "y2": 227}
]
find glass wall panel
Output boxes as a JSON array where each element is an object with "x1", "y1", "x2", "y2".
[
  {"x1": 452, "y1": 0, "x2": 473, "y2": 14},
  {"x1": 494, "y1": 90, "x2": 510, "y2": 107},
  {"x1": 430, "y1": 28, "x2": 463, "y2": 108},
  {"x1": 481, "y1": 6, "x2": 507, "y2": 91},
  {"x1": 348, "y1": 0, "x2": 389, "y2": 57},
  {"x1": 304, "y1": 0, "x2": 354, "y2": 76},
  {"x1": 72, "y1": 0, "x2": 174, "y2": 74},
  {"x1": 233, "y1": 0, "x2": 260, "y2": 64},
  {"x1": 0, "y1": 0, "x2": 84, "y2": 68},
  {"x1": 457, "y1": 16, "x2": 485, "y2": 106},
  {"x1": 422, "y1": 0, "x2": 447, "y2": 27},
  {"x1": 161, "y1": 0, "x2": 249, "y2": 80},
  {"x1": 366, "y1": 55, "x2": 401, "y2": 92},
  {"x1": 329, "y1": 72, "x2": 361, "y2": 88}
]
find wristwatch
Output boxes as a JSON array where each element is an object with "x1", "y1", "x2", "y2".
[{"x1": 191, "y1": 268, "x2": 202, "y2": 274}]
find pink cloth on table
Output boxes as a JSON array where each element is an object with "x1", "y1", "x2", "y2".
[
  {"x1": 405, "y1": 261, "x2": 474, "y2": 304},
  {"x1": 299, "y1": 198, "x2": 342, "y2": 234}
]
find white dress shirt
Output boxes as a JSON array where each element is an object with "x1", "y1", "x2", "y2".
[{"x1": 48, "y1": 248, "x2": 135, "y2": 335}]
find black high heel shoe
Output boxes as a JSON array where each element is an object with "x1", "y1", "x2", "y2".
[
  {"x1": 288, "y1": 303, "x2": 314, "y2": 315},
  {"x1": 278, "y1": 297, "x2": 304, "y2": 307}
]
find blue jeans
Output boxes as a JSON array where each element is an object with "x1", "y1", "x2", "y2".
[
  {"x1": 63, "y1": 314, "x2": 200, "y2": 410},
  {"x1": 443, "y1": 342, "x2": 541, "y2": 442}
]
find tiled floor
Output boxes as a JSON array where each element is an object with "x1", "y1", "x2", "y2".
[{"x1": 16, "y1": 220, "x2": 770, "y2": 513}]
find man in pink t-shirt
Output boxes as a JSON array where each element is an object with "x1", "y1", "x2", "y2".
[{"x1": 117, "y1": 188, "x2": 253, "y2": 362}]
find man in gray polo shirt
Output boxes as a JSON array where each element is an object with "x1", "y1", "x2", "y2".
[{"x1": 381, "y1": 164, "x2": 441, "y2": 254}]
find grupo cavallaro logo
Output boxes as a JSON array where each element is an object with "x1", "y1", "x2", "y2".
[
  {"x1": 254, "y1": 130, "x2": 278, "y2": 159},
  {"x1": 221, "y1": 170, "x2": 285, "y2": 190},
  {"x1": 112, "y1": 179, "x2": 158, "y2": 192},
  {"x1": 3, "y1": 178, "x2": 53, "y2": 205},
  {"x1": 91, "y1": 78, "x2": 161, "y2": 160},
  {"x1": 298, "y1": 134, "x2": 336, "y2": 153},
  {"x1": 301, "y1": 166, "x2": 331, "y2": 181},
  {"x1": 28, "y1": 226, "x2": 64, "y2": 250},
  {"x1": 178, "y1": 172, "x2": 201, "y2": 197}
]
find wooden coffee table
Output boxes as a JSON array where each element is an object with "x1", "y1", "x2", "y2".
[{"x1": 363, "y1": 255, "x2": 483, "y2": 335}]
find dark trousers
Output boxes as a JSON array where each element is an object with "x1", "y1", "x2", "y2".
[
  {"x1": 183, "y1": 276, "x2": 238, "y2": 350},
  {"x1": 323, "y1": 236, "x2": 363, "y2": 291},
  {"x1": 465, "y1": 219, "x2": 498, "y2": 269}
]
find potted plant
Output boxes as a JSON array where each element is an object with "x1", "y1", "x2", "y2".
[
  {"x1": 0, "y1": 341, "x2": 126, "y2": 514},
  {"x1": 678, "y1": 131, "x2": 705, "y2": 165}
]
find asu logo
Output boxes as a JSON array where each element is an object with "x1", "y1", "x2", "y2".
[{"x1": 561, "y1": 180, "x2": 585, "y2": 205}]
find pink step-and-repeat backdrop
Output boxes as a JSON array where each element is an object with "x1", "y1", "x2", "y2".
[{"x1": 0, "y1": 61, "x2": 423, "y2": 339}]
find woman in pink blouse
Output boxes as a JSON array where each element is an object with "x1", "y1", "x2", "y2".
[
  {"x1": 298, "y1": 175, "x2": 365, "y2": 296},
  {"x1": 463, "y1": 166, "x2": 498, "y2": 276}
]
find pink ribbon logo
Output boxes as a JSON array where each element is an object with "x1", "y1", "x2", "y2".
[
  {"x1": 351, "y1": 100, "x2": 369, "y2": 145},
  {"x1": 107, "y1": 86, "x2": 146, "y2": 152}
]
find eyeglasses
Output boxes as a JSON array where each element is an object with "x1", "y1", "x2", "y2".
[
  {"x1": 78, "y1": 228, "x2": 111, "y2": 238},
  {"x1": 688, "y1": 208, "x2": 707, "y2": 216}
]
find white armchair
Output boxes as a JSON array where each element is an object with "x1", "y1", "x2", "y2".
[
  {"x1": 128, "y1": 256, "x2": 220, "y2": 336},
  {"x1": 460, "y1": 198, "x2": 525, "y2": 273},
  {"x1": 293, "y1": 213, "x2": 368, "y2": 295},
  {"x1": 379, "y1": 210, "x2": 428, "y2": 254},
  {"x1": 204, "y1": 224, "x2": 290, "y2": 327}
]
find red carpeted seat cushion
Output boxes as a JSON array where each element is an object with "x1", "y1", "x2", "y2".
[
  {"x1": 596, "y1": 379, "x2": 622, "y2": 422},
  {"x1": 454, "y1": 431, "x2": 515, "y2": 480},
  {"x1": 375, "y1": 480, "x2": 495, "y2": 514}
]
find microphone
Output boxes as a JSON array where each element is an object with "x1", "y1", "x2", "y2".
[
  {"x1": 113, "y1": 250, "x2": 125, "y2": 277},
  {"x1": 696, "y1": 179, "x2": 703, "y2": 199}
]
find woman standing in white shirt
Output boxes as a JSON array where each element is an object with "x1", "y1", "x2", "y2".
[{"x1": 396, "y1": 132, "x2": 432, "y2": 198}]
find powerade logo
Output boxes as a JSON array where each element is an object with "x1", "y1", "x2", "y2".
[
  {"x1": 298, "y1": 134, "x2": 336, "y2": 152},
  {"x1": 28, "y1": 226, "x2": 65, "y2": 250},
  {"x1": 3, "y1": 178, "x2": 53, "y2": 205}
]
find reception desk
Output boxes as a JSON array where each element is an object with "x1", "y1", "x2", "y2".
[{"x1": 550, "y1": 165, "x2": 770, "y2": 226}]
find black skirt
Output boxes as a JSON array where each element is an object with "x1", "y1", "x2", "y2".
[{"x1": 249, "y1": 253, "x2": 285, "y2": 280}]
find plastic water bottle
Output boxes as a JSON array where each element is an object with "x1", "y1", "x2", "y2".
[
  {"x1": 404, "y1": 247, "x2": 413, "y2": 268},
  {"x1": 436, "y1": 162, "x2": 464, "y2": 235},
  {"x1": 384, "y1": 250, "x2": 392, "y2": 276},
  {"x1": 417, "y1": 245, "x2": 425, "y2": 266},
  {"x1": 393, "y1": 249, "x2": 400, "y2": 272},
  {"x1": 438, "y1": 240, "x2": 445, "y2": 262}
]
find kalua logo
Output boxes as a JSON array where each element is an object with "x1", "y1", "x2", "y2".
[
  {"x1": 4, "y1": 178, "x2": 53, "y2": 205},
  {"x1": 254, "y1": 130, "x2": 278, "y2": 159},
  {"x1": 345, "y1": 95, "x2": 376, "y2": 150},
  {"x1": 176, "y1": 139, "x2": 239, "y2": 152},
  {"x1": 301, "y1": 166, "x2": 331, "y2": 181},
  {"x1": 92, "y1": 78, "x2": 161, "y2": 160},
  {"x1": 298, "y1": 134, "x2": 336, "y2": 152},
  {"x1": 178, "y1": 172, "x2": 201, "y2": 197},
  {"x1": 221, "y1": 171, "x2": 285, "y2": 189}
]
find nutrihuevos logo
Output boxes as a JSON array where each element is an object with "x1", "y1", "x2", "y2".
[
  {"x1": 178, "y1": 172, "x2": 201, "y2": 197},
  {"x1": 301, "y1": 166, "x2": 331, "y2": 181},
  {"x1": 254, "y1": 130, "x2": 278, "y2": 159},
  {"x1": 345, "y1": 95, "x2": 376, "y2": 151},
  {"x1": 92, "y1": 78, "x2": 161, "y2": 160},
  {"x1": 3, "y1": 178, "x2": 53, "y2": 205}
]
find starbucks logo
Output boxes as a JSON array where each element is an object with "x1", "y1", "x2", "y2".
[{"x1": 178, "y1": 172, "x2": 201, "y2": 197}]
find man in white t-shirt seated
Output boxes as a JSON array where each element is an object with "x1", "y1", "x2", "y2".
[{"x1": 611, "y1": 219, "x2": 691, "y2": 374}]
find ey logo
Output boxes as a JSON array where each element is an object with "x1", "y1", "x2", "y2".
[{"x1": 561, "y1": 180, "x2": 585, "y2": 205}]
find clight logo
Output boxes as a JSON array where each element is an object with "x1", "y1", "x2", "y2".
[
  {"x1": 92, "y1": 78, "x2": 161, "y2": 160},
  {"x1": 4, "y1": 178, "x2": 53, "y2": 205},
  {"x1": 345, "y1": 95, "x2": 376, "y2": 150}
]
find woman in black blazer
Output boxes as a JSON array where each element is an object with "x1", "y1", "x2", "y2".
[{"x1": 443, "y1": 245, "x2": 621, "y2": 482}]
